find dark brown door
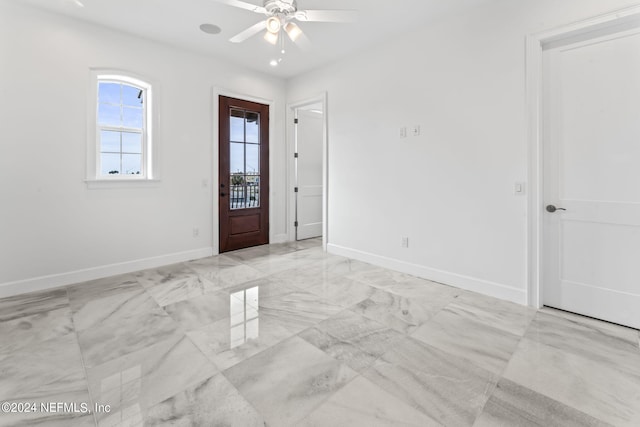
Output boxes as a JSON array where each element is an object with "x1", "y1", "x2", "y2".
[{"x1": 219, "y1": 96, "x2": 269, "y2": 253}]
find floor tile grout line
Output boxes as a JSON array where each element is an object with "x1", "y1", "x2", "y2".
[
  {"x1": 292, "y1": 308, "x2": 445, "y2": 423},
  {"x1": 493, "y1": 309, "x2": 621, "y2": 427},
  {"x1": 414, "y1": 295, "x2": 538, "y2": 426},
  {"x1": 292, "y1": 370, "x2": 366, "y2": 425},
  {"x1": 214, "y1": 335, "x2": 345, "y2": 427},
  {"x1": 64, "y1": 286, "x2": 99, "y2": 427},
  {"x1": 216, "y1": 370, "x2": 270, "y2": 426}
]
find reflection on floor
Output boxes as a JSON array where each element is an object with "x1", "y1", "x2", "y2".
[{"x1": 1, "y1": 238, "x2": 639, "y2": 426}]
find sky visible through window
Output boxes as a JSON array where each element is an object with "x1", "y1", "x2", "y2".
[
  {"x1": 98, "y1": 82, "x2": 144, "y2": 175},
  {"x1": 230, "y1": 111, "x2": 260, "y2": 175}
]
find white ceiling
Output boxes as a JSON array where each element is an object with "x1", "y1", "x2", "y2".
[{"x1": 19, "y1": 0, "x2": 494, "y2": 78}]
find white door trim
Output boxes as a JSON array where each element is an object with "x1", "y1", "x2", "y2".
[
  {"x1": 212, "y1": 87, "x2": 277, "y2": 255},
  {"x1": 286, "y1": 93, "x2": 328, "y2": 251},
  {"x1": 526, "y1": 5, "x2": 640, "y2": 308}
]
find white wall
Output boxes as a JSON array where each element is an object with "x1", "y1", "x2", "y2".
[
  {"x1": 0, "y1": 1, "x2": 287, "y2": 295},
  {"x1": 286, "y1": 0, "x2": 640, "y2": 304}
]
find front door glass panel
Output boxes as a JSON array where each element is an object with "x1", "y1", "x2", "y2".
[{"x1": 229, "y1": 109, "x2": 261, "y2": 209}]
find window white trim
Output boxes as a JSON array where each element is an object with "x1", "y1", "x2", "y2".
[{"x1": 86, "y1": 69, "x2": 160, "y2": 186}]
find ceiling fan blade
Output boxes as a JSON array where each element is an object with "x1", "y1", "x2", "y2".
[
  {"x1": 230, "y1": 20, "x2": 267, "y2": 43},
  {"x1": 295, "y1": 9, "x2": 357, "y2": 23},
  {"x1": 211, "y1": 0, "x2": 266, "y2": 14}
]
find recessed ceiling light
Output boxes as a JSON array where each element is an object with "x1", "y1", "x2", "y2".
[
  {"x1": 269, "y1": 59, "x2": 279, "y2": 67},
  {"x1": 200, "y1": 24, "x2": 222, "y2": 35}
]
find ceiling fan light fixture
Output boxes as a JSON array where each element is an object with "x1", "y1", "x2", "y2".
[
  {"x1": 266, "y1": 16, "x2": 281, "y2": 33},
  {"x1": 264, "y1": 30, "x2": 279, "y2": 45},
  {"x1": 284, "y1": 22, "x2": 302, "y2": 42}
]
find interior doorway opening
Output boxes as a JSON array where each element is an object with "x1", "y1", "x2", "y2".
[{"x1": 288, "y1": 94, "x2": 328, "y2": 249}]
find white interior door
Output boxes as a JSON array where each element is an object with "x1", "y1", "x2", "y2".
[
  {"x1": 296, "y1": 109, "x2": 323, "y2": 240},
  {"x1": 542, "y1": 26, "x2": 640, "y2": 329}
]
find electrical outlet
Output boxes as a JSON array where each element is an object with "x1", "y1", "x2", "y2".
[
  {"x1": 193, "y1": 228, "x2": 200, "y2": 238},
  {"x1": 401, "y1": 237, "x2": 409, "y2": 248},
  {"x1": 412, "y1": 125, "x2": 421, "y2": 137},
  {"x1": 400, "y1": 127, "x2": 407, "y2": 138}
]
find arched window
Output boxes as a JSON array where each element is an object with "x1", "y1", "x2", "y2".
[
  {"x1": 87, "y1": 70, "x2": 157, "y2": 187},
  {"x1": 96, "y1": 75, "x2": 151, "y2": 178}
]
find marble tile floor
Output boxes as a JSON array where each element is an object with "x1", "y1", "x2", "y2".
[{"x1": 0, "y1": 238, "x2": 639, "y2": 426}]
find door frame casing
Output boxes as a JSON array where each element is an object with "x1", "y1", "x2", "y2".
[
  {"x1": 525, "y1": 5, "x2": 640, "y2": 308},
  {"x1": 286, "y1": 93, "x2": 328, "y2": 250},
  {"x1": 213, "y1": 87, "x2": 275, "y2": 255}
]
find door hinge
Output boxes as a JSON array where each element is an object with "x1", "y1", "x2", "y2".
[
  {"x1": 294, "y1": 221, "x2": 299, "y2": 227},
  {"x1": 294, "y1": 118, "x2": 299, "y2": 124},
  {"x1": 294, "y1": 153, "x2": 298, "y2": 158},
  {"x1": 294, "y1": 187, "x2": 299, "y2": 193}
]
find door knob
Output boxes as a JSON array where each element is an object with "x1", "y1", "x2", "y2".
[
  {"x1": 220, "y1": 192, "x2": 226, "y2": 197},
  {"x1": 546, "y1": 205, "x2": 566, "y2": 213}
]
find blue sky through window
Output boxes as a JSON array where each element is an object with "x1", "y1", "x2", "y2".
[
  {"x1": 98, "y1": 81, "x2": 144, "y2": 175},
  {"x1": 229, "y1": 110, "x2": 260, "y2": 176}
]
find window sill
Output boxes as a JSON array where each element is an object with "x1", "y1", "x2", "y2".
[{"x1": 85, "y1": 178, "x2": 161, "y2": 189}]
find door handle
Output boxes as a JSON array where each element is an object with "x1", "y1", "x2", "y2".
[
  {"x1": 220, "y1": 192, "x2": 226, "y2": 197},
  {"x1": 546, "y1": 205, "x2": 566, "y2": 213}
]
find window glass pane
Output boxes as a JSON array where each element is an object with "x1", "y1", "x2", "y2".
[
  {"x1": 230, "y1": 109, "x2": 244, "y2": 142},
  {"x1": 246, "y1": 112, "x2": 259, "y2": 143},
  {"x1": 122, "y1": 154, "x2": 142, "y2": 175},
  {"x1": 122, "y1": 85, "x2": 143, "y2": 107},
  {"x1": 230, "y1": 174, "x2": 246, "y2": 187},
  {"x1": 98, "y1": 82, "x2": 120, "y2": 104},
  {"x1": 100, "y1": 131, "x2": 120, "y2": 153},
  {"x1": 230, "y1": 142, "x2": 245, "y2": 174},
  {"x1": 98, "y1": 104, "x2": 121, "y2": 126},
  {"x1": 247, "y1": 175, "x2": 260, "y2": 208},
  {"x1": 123, "y1": 107, "x2": 143, "y2": 129},
  {"x1": 122, "y1": 132, "x2": 142, "y2": 153},
  {"x1": 246, "y1": 143, "x2": 260, "y2": 174},
  {"x1": 101, "y1": 153, "x2": 121, "y2": 175},
  {"x1": 230, "y1": 174, "x2": 245, "y2": 210}
]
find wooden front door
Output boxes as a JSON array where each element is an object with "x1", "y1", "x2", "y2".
[{"x1": 219, "y1": 96, "x2": 269, "y2": 253}]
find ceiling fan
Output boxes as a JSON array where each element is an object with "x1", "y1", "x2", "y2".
[{"x1": 212, "y1": 0, "x2": 357, "y2": 47}]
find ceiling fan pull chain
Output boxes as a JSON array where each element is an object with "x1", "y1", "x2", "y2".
[{"x1": 280, "y1": 30, "x2": 285, "y2": 54}]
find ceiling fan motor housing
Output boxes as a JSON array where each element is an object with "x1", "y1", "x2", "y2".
[{"x1": 264, "y1": 0, "x2": 297, "y2": 16}]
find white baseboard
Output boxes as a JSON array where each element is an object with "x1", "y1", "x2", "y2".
[
  {"x1": 0, "y1": 247, "x2": 214, "y2": 298},
  {"x1": 327, "y1": 244, "x2": 527, "y2": 305}
]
